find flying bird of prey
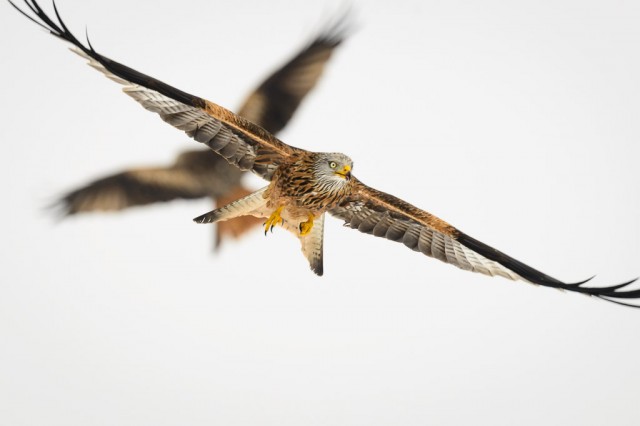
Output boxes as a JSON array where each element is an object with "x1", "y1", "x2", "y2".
[
  {"x1": 10, "y1": 0, "x2": 639, "y2": 307},
  {"x1": 52, "y1": 11, "x2": 348, "y2": 250}
]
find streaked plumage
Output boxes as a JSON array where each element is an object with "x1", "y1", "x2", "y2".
[
  {"x1": 10, "y1": 0, "x2": 639, "y2": 307},
  {"x1": 52, "y1": 12, "x2": 348, "y2": 249}
]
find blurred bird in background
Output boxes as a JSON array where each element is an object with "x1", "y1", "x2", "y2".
[{"x1": 52, "y1": 12, "x2": 349, "y2": 250}]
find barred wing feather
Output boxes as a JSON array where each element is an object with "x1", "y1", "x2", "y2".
[{"x1": 331, "y1": 180, "x2": 640, "y2": 306}]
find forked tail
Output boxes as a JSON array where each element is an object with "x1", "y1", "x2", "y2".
[{"x1": 194, "y1": 187, "x2": 268, "y2": 224}]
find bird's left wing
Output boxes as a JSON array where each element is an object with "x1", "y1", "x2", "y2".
[
  {"x1": 10, "y1": 0, "x2": 303, "y2": 181},
  {"x1": 330, "y1": 178, "x2": 640, "y2": 307}
]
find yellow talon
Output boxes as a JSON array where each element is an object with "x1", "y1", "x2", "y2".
[
  {"x1": 299, "y1": 213, "x2": 315, "y2": 236},
  {"x1": 264, "y1": 206, "x2": 284, "y2": 235}
]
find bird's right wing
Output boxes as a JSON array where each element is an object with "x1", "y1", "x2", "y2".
[
  {"x1": 238, "y1": 14, "x2": 349, "y2": 133},
  {"x1": 10, "y1": 0, "x2": 304, "y2": 181},
  {"x1": 329, "y1": 178, "x2": 640, "y2": 307}
]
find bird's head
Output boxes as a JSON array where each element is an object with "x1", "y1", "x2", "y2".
[{"x1": 314, "y1": 152, "x2": 353, "y2": 185}]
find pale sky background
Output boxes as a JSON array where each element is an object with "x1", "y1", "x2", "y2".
[{"x1": 1, "y1": 0, "x2": 640, "y2": 425}]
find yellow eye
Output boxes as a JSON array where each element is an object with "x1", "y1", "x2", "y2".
[{"x1": 329, "y1": 161, "x2": 337, "y2": 169}]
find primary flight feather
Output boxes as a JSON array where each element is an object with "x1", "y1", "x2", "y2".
[{"x1": 9, "y1": 0, "x2": 639, "y2": 307}]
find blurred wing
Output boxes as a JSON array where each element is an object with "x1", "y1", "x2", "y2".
[
  {"x1": 330, "y1": 179, "x2": 640, "y2": 307},
  {"x1": 55, "y1": 167, "x2": 211, "y2": 215},
  {"x1": 172, "y1": 149, "x2": 245, "y2": 198},
  {"x1": 55, "y1": 150, "x2": 245, "y2": 215},
  {"x1": 12, "y1": 0, "x2": 303, "y2": 181},
  {"x1": 238, "y1": 14, "x2": 349, "y2": 133}
]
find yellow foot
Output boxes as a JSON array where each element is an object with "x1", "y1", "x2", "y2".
[
  {"x1": 264, "y1": 206, "x2": 284, "y2": 235},
  {"x1": 299, "y1": 213, "x2": 315, "y2": 236}
]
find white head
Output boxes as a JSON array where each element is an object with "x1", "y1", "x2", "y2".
[{"x1": 313, "y1": 152, "x2": 353, "y2": 187}]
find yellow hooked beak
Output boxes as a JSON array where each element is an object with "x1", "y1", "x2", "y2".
[{"x1": 334, "y1": 165, "x2": 352, "y2": 180}]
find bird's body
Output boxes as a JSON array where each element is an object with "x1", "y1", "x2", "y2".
[
  {"x1": 266, "y1": 152, "x2": 353, "y2": 217},
  {"x1": 194, "y1": 151, "x2": 354, "y2": 274},
  {"x1": 9, "y1": 0, "x2": 640, "y2": 307}
]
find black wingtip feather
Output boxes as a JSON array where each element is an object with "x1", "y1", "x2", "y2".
[
  {"x1": 12, "y1": 0, "x2": 207, "y2": 110},
  {"x1": 456, "y1": 231, "x2": 640, "y2": 307},
  {"x1": 51, "y1": 0, "x2": 65, "y2": 30},
  {"x1": 85, "y1": 26, "x2": 94, "y2": 51},
  {"x1": 576, "y1": 278, "x2": 639, "y2": 294},
  {"x1": 596, "y1": 296, "x2": 640, "y2": 308},
  {"x1": 7, "y1": 0, "x2": 48, "y2": 32},
  {"x1": 312, "y1": 4, "x2": 357, "y2": 49},
  {"x1": 564, "y1": 276, "x2": 596, "y2": 287}
]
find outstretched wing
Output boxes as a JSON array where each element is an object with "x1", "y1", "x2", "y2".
[
  {"x1": 237, "y1": 15, "x2": 348, "y2": 134},
  {"x1": 10, "y1": 0, "x2": 303, "y2": 181},
  {"x1": 54, "y1": 150, "x2": 243, "y2": 215},
  {"x1": 50, "y1": 13, "x2": 347, "y2": 239},
  {"x1": 54, "y1": 168, "x2": 211, "y2": 215},
  {"x1": 330, "y1": 179, "x2": 640, "y2": 307}
]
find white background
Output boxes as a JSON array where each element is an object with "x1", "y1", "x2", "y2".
[{"x1": 1, "y1": 0, "x2": 639, "y2": 424}]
